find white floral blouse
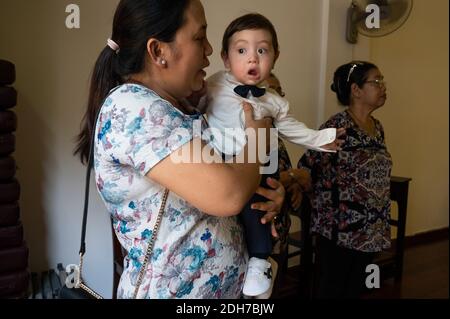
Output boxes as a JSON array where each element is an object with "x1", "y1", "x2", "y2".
[{"x1": 94, "y1": 84, "x2": 248, "y2": 299}]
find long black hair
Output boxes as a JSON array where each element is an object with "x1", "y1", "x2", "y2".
[
  {"x1": 331, "y1": 61, "x2": 378, "y2": 106},
  {"x1": 74, "y1": 0, "x2": 191, "y2": 164}
]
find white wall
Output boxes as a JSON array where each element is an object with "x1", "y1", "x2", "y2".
[
  {"x1": 323, "y1": 0, "x2": 355, "y2": 119},
  {"x1": 0, "y1": 0, "x2": 119, "y2": 298},
  {"x1": 369, "y1": 0, "x2": 449, "y2": 235}
]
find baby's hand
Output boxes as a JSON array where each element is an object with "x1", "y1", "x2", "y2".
[
  {"x1": 242, "y1": 102, "x2": 272, "y2": 131},
  {"x1": 321, "y1": 127, "x2": 346, "y2": 151}
]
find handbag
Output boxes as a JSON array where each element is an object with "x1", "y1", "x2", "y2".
[{"x1": 59, "y1": 92, "x2": 169, "y2": 299}]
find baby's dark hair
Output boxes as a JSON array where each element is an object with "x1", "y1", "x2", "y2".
[
  {"x1": 221, "y1": 13, "x2": 279, "y2": 55},
  {"x1": 331, "y1": 61, "x2": 378, "y2": 106}
]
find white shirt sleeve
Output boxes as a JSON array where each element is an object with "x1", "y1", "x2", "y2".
[{"x1": 274, "y1": 98, "x2": 337, "y2": 152}]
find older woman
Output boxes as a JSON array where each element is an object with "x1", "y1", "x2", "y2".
[
  {"x1": 75, "y1": 0, "x2": 285, "y2": 299},
  {"x1": 298, "y1": 61, "x2": 392, "y2": 298}
]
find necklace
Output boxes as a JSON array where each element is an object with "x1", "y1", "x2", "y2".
[{"x1": 347, "y1": 109, "x2": 376, "y2": 137}]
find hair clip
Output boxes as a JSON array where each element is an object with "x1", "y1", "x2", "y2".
[
  {"x1": 347, "y1": 64, "x2": 358, "y2": 82},
  {"x1": 107, "y1": 38, "x2": 120, "y2": 54}
]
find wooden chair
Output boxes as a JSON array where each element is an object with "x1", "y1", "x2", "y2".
[{"x1": 273, "y1": 196, "x2": 315, "y2": 299}]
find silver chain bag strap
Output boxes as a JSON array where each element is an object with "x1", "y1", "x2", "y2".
[{"x1": 132, "y1": 189, "x2": 169, "y2": 299}]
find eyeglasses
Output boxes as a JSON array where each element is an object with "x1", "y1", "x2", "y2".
[{"x1": 365, "y1": 79, "x2": 386, "y2": 88}]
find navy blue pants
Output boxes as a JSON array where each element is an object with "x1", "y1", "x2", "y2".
[{"x1": 240, "y1": 169, "x2": 279, "y2": 259}]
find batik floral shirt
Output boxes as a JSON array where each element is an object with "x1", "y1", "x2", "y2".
[
  {"x1": 274, "y1": 139, "x2": 293, "y2": 244},
  {"x1": 298, "y1": 110, "x2": 392, "y2": 252},
  {"x1": 94, "y1": 84, "x2": 247, "y2": 299}
]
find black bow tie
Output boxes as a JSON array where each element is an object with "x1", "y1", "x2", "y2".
[{"x1": 234, "y1": 85, "x2": 266, "y2": 98}]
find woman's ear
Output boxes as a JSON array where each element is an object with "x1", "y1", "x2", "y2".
[
  {"x1": 221, "y1": 51, "x2": 231, "y2": 69},
  {"x1": 146, "y1": 38, "x2": 168, "y2": 67},
  {"x1": 351, "y1": 83, "x2": 362, "y2": 99}
]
